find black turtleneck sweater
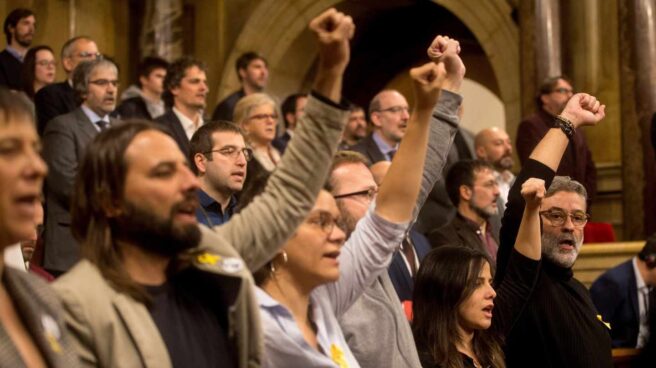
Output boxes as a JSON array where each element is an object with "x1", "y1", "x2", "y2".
[{"x1": 495, "y1": 158, "x2": 612, "y2": 368}]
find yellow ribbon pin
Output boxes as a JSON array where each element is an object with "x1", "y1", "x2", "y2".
[
  {"x1": 197, "y1": 252, "x2": 221, "y2": 265},
  {"x1": 330, "y1": 344, "x2": 349, "y2": 368},
  {"x1": 597, "y1": 314, "x2": 611, "y2": 330}
]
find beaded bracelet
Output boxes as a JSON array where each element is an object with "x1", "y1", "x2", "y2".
[{"x1": 554, "y1": 115, "x2": 574, "y2": 139}]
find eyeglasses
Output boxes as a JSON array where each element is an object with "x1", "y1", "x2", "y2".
[
  {"x1": 248, "y1": 113, "x2": 278, "y2": 121},
  {"x1": 376, "y1": 106, "x2": 410, "y2": 114},
  {"x1": 204, "y1": 146, "x2": 253, "y2": 161},
  {"x1": 333, "y1": 187, "x2": 378, "y2": 201},
  {"x1": 77, "y1": 51, "x2": 102, "y2": 59},
  {"x1": 307, "y1": 210, "x2": 340, "y2": 234},
  {"x1": 89, "y1": 79, "x2": 119, "y2": 88},
  {"x1": 539, "y1": 209, "x2": 590, "y2": 227},
  {"x1": 551, "y1": 87, "x2": 574, "y2": 95},
  {"x1": 36, "y1": 60, "x2": 57, "y2": 67}
]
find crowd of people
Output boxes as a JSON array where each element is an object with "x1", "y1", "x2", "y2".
[{"x1": 0, "y1": 5, "x2": 654, "y2": 368}]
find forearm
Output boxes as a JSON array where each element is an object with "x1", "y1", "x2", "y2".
[
  {"x1": 513, "y1": 203, "x2": 542, "y2": 260},
  {"x1": 375, "y1": 105, "x2": 432, "y2": 223},
  {"x1": 312, "y1": 70, "x2": 342, "y2": 104},
  {"x1": 528, "y1": 128, "x2": 569, "y2": 172}
]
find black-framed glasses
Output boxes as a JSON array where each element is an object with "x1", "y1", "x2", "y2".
[
  {"x1": 376, "y1": 106, "x2": 410, "y2": 114},
  {"x1": 551, "y1": 87, "x2": 573, "y2": 95},
  {"x1": 539, "y1": 209, "x2": 590, "y2": 227},
  {"x1": 89, "y1": 79, "x2": 119, "y2": 88},
  {"x1": 333, "y1": 187, "x2": 378, "y2": 201},
  {"x1": 204, "y1": 146, "x2": 253, "y2": 161}
]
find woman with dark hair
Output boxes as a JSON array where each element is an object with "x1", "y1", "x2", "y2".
[
  {"x1": 21, "y1": 45, "x2": 56, "y2": 99},
  {"x1": 413, "y1": 178, "x2": 545, "y2": 368}
]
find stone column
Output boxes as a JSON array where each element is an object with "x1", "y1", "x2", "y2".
[
  {"x1": 619, "y1": 0, "x2": 656, "y2": 238},
  {"x1": 534, "y1": 0, "x2": 562, "y2": 83},
  {"x1": 139, "y1": 0, "x2": 184, "y2": 60}
]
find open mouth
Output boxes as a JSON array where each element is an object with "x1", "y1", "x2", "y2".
[
  {"x1": 559, "y1": 238, "x2": 575, "y2": 250},
  {"x1": 323, "y1": 250, "x2": 341, "y2": 264},
  {"x1": 14, "y1": 194, "x2": 38, "y2": 216},
  {"x1": 482, "y1": 304, "x2": 494, "y2": 318}
]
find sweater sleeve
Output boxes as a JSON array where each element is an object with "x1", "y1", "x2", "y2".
[{"x1": 495, "y1": 158, "x2": 554, "y2": 284}]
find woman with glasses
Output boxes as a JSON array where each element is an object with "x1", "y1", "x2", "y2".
[
  {"x1": 253, "y1": 60, "x2": 445, "y2": 367},
  {"x1": 234, "y1": 93, "x2": 282, "y2": 172},
  {"x1": 21, "y1": 45, "x2": 56, "y2": 100}
]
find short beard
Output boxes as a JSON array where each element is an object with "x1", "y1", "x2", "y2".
[
  {"x1": 541, "y1": 231, "x2": 582, "y2": 268},
  {"x1": 336, "y1": 200, "x2": 358, "y2": 239},
  {"x1": 112, "y1": 197, "x2": 201, "y2": 258},
  {"x1": 469, "y1": 192, "x2": 498, "y2": 220},
  {"x1": 495, "y1": 156, "x2": 514, "y2": 171}
]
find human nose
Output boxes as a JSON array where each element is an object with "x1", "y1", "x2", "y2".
[
  {"x1": 329, "y1": 223, "x2": 346, "y2": 245},
  {"x1": 27, "y1": 148, "x2": 48, "y2": 180},
  {"x1": 487, "y1": 283, "x2": 497, "y2": 299},
  {"x1": 561, "y1": 214, "x2": 575, "y2": 231},
  {"x1": 401, "y1": 108, "x2": 410, "y2": 120},
  {"x1": 181, "y1": 165, "x2": 200, "y2": 191}
]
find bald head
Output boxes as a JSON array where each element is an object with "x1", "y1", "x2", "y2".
[
  {"x1": 368, "y1": 89, "x2": 409, "y2": 147},
  {"x1": 370, "y1": 161, "x2": 391, "y2": 186},
  {"x1": 474, "y1": 127, "x2": 514, "y2": 171}
]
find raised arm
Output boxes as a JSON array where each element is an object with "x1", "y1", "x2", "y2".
[
  {"x1": 515, "y1": 178, "x2": 546, "y2": 260},
  {"x1": 209, "y1": 9, "x2": 354, "y2": 271},
  {"x1": 496, "y1": 93, "x2": 606, "y2": 283},
  {"x1": 412, "y1": 36, "x2": 465, "y2": 220}
]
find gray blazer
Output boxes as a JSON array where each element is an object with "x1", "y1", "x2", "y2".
[
  {"x1": 0, "y1": 267, "x2": 80, "y2": 367},
  {"x1": 42, "y1": 108, "x2": 119, "y2": 273},
  {"x1": 339, "y1": 90, "x2": 462, "y2": 368}
]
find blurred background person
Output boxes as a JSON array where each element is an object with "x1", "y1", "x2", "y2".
[{"x1": 20, "y1": 45, "x2": 56, "y2": 100}]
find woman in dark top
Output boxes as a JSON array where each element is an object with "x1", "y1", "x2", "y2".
[
  {"x1": 413, "y1": 178, "x2": 545, "y2": 368},
  {"x1": 21, "y1": 45, "x2": 56, "y2": 100}
]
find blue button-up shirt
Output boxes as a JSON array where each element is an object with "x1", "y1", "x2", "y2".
[
  {"x1": 372, "y1": 131, "x2": 398, "y2": 161},
  {"x1": 195, "y1": 189, "x2": 237, "y2": 227}
]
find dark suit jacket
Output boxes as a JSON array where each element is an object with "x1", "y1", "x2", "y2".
[
  {"x1": 651, "y1": 112, "x2": 656, "y2": 155},
  {"x1": 348, "y1": 133, "x2": 387, "y2": 164},
  {"x1": 427, "y1": 213, "x2": 497, "y2": 260},
  {"x1": 1, "y1": 267, "x2": 81, "y2": 367},
  {"x1": 0, "y1": 49, "x2": 22, "y2": 90},
  {"x1": 211, "y1": 89, "x2": 245, "y2": 122},
  {"x1": 272, "y1": 131, "x2": 291, "y2": 154},
  {"x1": 115, "y1": 96, "x2": 153, "y2": 120},
  {"x1": 516, "y1": 109, "x2": 597, "y2": 200},
  {"x1": 590, "y1": 259, "x2": 640, "y2": 348},
  {"x1": 35, "y1": 81, "x2": 77, "y2": 135},
  {"x1": 387, "y1": 230, "x2": 431, "y2": 301},
  {"x1": 155, "y1": 109, "x2": 191, "y2": 157},
  {"x1": 42, "y1": 108, "x2": 119, "y2": 272}
]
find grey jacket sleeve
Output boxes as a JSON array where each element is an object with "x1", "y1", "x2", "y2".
[
  {"x1": 411, "y1": 90, "x2": 462, "y2": 222},
  {"x1": 42, "y1": 118, "x2": 77, "y2": 208},
  {"x1": 213, "y1": 95, "x2": 348, "y2": 271}
]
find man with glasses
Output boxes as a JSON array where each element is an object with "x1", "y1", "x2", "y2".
[
  {"x1": 350, "y1": 89, "x2": 410, "y2": 164},
  {"x1": 35, "y1": 36, "x2": 101, "y2": 134},
  {"x1": 516, "y1": 75, "x2": 597, "y2": 202},
  {"x1": 157, "y1": 56, "x2": 208, "y2": 157},
  {"x1": 0, "y1": 8, "x2": 35, "y2": 90},
  {"x1": 42, "y1": 58, "x2": 119, "y2": 276},
  {"x1": 190, "y1": 121, "x2": 251, "y2": 226},
  {"x1": 427, "y1": 159, "x2": 501, "y2": 261},
  {"x1": 496, "y1": 92, "x2": 612, "y2": 367}
]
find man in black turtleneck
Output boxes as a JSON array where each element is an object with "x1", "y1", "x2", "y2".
[{"x1": 495, "y1": 92, "x2": 612, "y2": 367}]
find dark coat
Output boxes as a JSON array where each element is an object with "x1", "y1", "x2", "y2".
[
  {"x1": 34, "y1": 81, "x2": 77, "y2": 135},
  {"x1": 590, "y1": 260, "x2": 640, "y2": 348},
  {"x1": 427, "y1": 213, "x2": 496, "y2": 258},
  {"x1": 42, "y1": 108, "x2": 119, "y2": 272},
  {"x1": 272, "y1": 131, "x2": 291, "y2": 154},
  {"x1": 211, "y1": 89, "x2": 245, "y2": 122},
  {"x1": 0, "y1": 49, "x2": 22, "y2": 90},
  {"x1": 387, "y1": 230, "x2": 431, "y2": 301},
  {"x1": 155, "y1": 109, "x2": 191, "y2": 157},
  {"x1": 116, "y1": 96, "x2": 153, "y2": 120},
  {"x1": 348, "y1": 133, "x2": 387, "y2": 164}
]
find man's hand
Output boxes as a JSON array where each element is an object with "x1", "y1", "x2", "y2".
[
  {"x1": 410, "y1": 62, "x2": 446, "y2": 111},
  {"x1": 309, "y1": 8, "x2": 355, "y2": 76},
  {"x1": 427, "y1": 35, "x2": 465, "y2": 92},
  {"x1": 559, "y1": 93, "x2": 606, "y2": 128},
  {"x1": 520, "y1": 178, "x2": 546, "y2": 209}
]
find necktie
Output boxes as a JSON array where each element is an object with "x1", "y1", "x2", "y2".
[
  {"x1": 402, "y1": 236, "x2": 417, "y2": 277},
  {"x1": 96, "y1": 121, "x2": 108, "y2": 131},
  {"x1": 388, "y1": 149, "x2": 396, "y2": 160}
]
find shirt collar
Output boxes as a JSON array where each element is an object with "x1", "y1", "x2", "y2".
[
  {"x1": 81, "y1": 105, "x2": 110, "y2": 125},
  {"x1": 173, "y1": 106, "x2": 202, "y2": 132},
  {"x1": 633, "y1": 257, "x2": 647, "y2": 290},
  {"x1": 197, "y1": 188, "x2": 236, "y2": 211},
  {"x1": 372, "y1": 131, "x2": 398, "y2": 156},
  {"x1": 5, "y1": 46, "x2": 24, "y2": 62}
]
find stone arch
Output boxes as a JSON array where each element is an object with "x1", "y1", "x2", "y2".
[{"x1": 219, "y1": 0, "x2": 520, "y2": 128}]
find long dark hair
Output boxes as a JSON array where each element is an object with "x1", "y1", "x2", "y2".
[
  {"x1": 71, "y1": 120, "x2": 168, "y2": 303},
  {"x1": 21, "y1": 45, "x2": 54, "y2": 99},
  {"x1": 412, "y1": 246, "x2": 505, "y2": 368}
]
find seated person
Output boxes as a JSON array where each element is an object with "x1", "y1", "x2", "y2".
[{"x1": 591, "y1": 234, "x2": 656, "y2": 348}]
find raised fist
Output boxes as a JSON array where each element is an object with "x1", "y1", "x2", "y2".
[
  {"x1": 426, "y1": 35, "x2": 465, "y2": 90},
  {"x1": 309, "y1": 8, "x2": 355, "y2": 75},
  {"x1": 520, "y1": 178, "x2": 546, "y2": 208},
  {"x1": 559, "y1": 93, "x2": 606, "y2": 128},
  {"x1": 409, "y1": 62, "x2": 446, "y2": 110}
]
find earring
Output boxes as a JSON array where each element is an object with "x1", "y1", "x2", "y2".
[{"x1": 269, "y1": 251, "x2": 288, "y2": 274}]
